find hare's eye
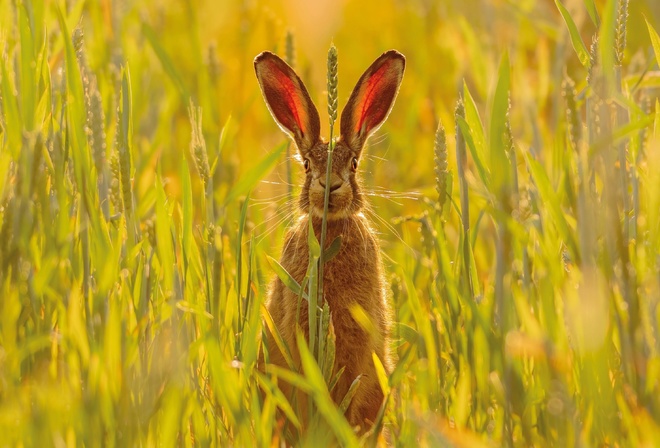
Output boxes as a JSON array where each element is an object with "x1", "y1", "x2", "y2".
[
  {"x1": 303, "y1": 159, "x2": 310, "y2": 172},
  {"x1": 351, "y1": 157, "x2": 358, "y2": 171}
]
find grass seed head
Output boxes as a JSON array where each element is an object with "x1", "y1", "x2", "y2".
[
  {"x1": 188, "y1": 102, "x2": 211, "y2": 187},
  {"x1": 327, "y1": 44, "x2": 338, "y2": 126},
  {"x1": 562, "y1": 76, "x2": 581, "y2": 151},
  {"x1": 73, "y1": 27, "x2": 91, "y2": 92},
  {"x1": 109, "y1": 148, "x2": 123, "y2": 213},
  {"x1": 88, "y1": 86, "x2": 106, "y2": 173},
  {"x1": 113, "y1": 104, "x2": 132, "y2": 215},
  {"x1": 434, "y1": 120, "x2": 448, "y2": 211},
  {"x1": 504, "y1": 98, "x2": 514, "y2": 157},
  {"x1": 615, "y1": 0, "x2": 629, "y2": 66}
]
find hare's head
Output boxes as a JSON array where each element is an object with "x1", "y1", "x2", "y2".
[{"x1": 255, "y1": 50, "x2": 405, "y2": 220}]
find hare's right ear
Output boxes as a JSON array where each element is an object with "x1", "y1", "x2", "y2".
[
  {"x1": 254, "y1": 51, "x2": 321, "y2": 153},
  {"x1": 340, "y1": 50, "x2": 405, "y2": 152}
]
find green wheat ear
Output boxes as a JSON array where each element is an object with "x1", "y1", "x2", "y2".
[
  {"x1": 433, "y1": 120, "x2": 448, "y2": 211},
  {"x1": 615, "y1": 0, "x2": 629, "y2": 66},
  {"x1": 327, "y1": 44, "x2": 338, "y2": 127},
  {"x1": 73, "y1": 26, "x2": 109, "y2": 217},
  {"x1": 562, "y1": 75, "x2": 581, "y2": 151},
  {"x1": 317, "y1": 43, "x2": 339, "y2": 311},
  {"x1": 110, "y1": 147, "x2": 123, "y2": 213},
  {"x1": 188, "y1": 101, "x2": 211, "y2": 188}
]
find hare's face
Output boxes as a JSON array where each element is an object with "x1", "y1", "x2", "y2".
[
  {"x1": 300, "y1": 141, "x2": 362, "y2": 219},
  {"x1": 255, "y1": 50, "x2": 404, "y2": 219}
]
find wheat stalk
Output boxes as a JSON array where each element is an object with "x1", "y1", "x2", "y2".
[{"x1": 318, "y1": 44, "x2": 338, "y2": 305}]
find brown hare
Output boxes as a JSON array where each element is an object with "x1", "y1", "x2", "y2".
[{"x1": 254, "y1": 49, "x2": 405, "y2": 433}]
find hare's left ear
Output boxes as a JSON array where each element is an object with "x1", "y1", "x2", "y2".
[
  {"x1": 340, "y1": 50, "x2": 405, "y2": 152},
  {"x1": 254, "y1": 51, "x2": 321, "y2": 154}
]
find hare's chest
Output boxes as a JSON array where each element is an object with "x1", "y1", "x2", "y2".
[
  {"x1": 281, "y1": 218, "x2": 383, "y2": 307},
  {"x1": 322, "y1": 238, "x2": 382, "y2": 307}
]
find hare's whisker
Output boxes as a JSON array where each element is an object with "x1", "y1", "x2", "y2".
[
  {"x1": 365, "y1": 131, "x2": 388, "y2": 147},
  {"x1": 369, "y1": 186, "x2": 420, "y2": 194},
  {"x1": 256, "y1": 211, "x2": 297, "y2": 245},
  {"x1": 258, "y1": 179, "x2": 299, "y2": 188},
  {"x1": 249, "y1": 193, "x2": 292, "y2": 205},
  {"x1": 361, "y1": 153, "x2": 389, "y2": 162},
  {"x1": 363, "y1": 207, "x2": 415, "y2": 255}
]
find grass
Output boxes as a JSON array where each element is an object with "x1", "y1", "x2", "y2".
[{"x1": 1, "y1": 0, "x2": 660, "y2": 446}]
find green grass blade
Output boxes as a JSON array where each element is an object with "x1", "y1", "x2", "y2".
[
  {"x1": 0, "y1": 152, "x2": 11, "y2": 199},
  {"x1": 155, "y1": 170, "x2": 175, "y2": 292},
  {"x1": 307, "y1": 217, "x2": 320, "y2": 361},
  {"x1": 646, "y1": 17, "x2": 660, "y2": 67},
  {"x1": 457, "y1": 116, "x2": 490, "y2": 189},
  {"x1": 322, "y1": 236, "x2": 342, "y2": 263},
  {"x1": 555, "y1": 0, "x2": 592, "y2": 68},
  {"x1": 338, "y1": 374, "x2": 362, "y2": 414},
  {"x1": 266, "y1": 364, "x2": 313, "y2": 393},
  {"x1": 0, "y1": 56, "x2": 22, "y2": 159},
  {"x1": 584, "y1": 0, "x2": 600, "y2": 27},
  {"x1": 523, "y1": 151, "x2": 578, "y2": 257},
  {"x1": 255, "y1": 372, "x2": 302, "y2": 429},
  {"x1": 18, "y1": 4, "x2": 37, "y2": 131},
  {"x1": 463, "y1": 81, "x2": 487, "y2": 157},
  {"x1": 296, "y1": 331, "x2": 359, "y2": 447},
  {"x1": 371, "y1": 352, "x2": 391, "y2": 396},
  {"x1": 181, "y1": 154, "x2": 194, "y2": 260},
  {"x1": 261, "y1": 304, "x2": 295, "y2": 369},
  {"x1": 266, "y1": 255, "x2": 308, "y2": 301}
]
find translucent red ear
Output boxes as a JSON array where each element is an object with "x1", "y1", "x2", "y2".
[
  {"x1": 340, "y1": 50, "x2": 405, "y2": 151},
  {"x1": 254, "y1": 52, "x2": 321, "y2": 152}
]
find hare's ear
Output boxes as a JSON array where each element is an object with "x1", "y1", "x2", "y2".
[
  {"x1": 254, "y1": 51, "x2": 321, "y2": 153},
  {"x1": 340, "y1": 50, "x2": 405, "y2": 152}
]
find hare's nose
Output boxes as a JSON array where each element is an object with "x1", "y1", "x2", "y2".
[{"x1": 319, "y1": 179, "x2": 343, "y2": 192}]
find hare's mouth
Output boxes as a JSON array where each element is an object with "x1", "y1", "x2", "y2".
[{"x1": 309, "y1": 189, "x2": 353, "y2": 219}]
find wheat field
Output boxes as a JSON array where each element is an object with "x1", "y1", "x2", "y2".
[{"x1": 1, "y1": 0, "x2": 660, "y2": 446}]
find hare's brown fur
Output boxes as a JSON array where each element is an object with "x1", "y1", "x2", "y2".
[
  {"x1": 255, "y1": 49, "x2": 405, "y2": 432},
  {"x1": 268, "y1": 212, "x2": 392, "y2": 429}
]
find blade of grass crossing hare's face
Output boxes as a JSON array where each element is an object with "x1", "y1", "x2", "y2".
[{"x1": 255, "y1": 48, "x2": 405, "y2": 437}]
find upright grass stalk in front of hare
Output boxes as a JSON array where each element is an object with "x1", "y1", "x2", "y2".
[
  {"x1": 318, "y1": 45, "x2": 338, "y2": 296},
  {"x1": 316, "y1": 44, "x2": 338, "y2": 353}
]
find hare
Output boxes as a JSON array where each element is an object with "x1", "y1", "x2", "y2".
[{"x1": 254, "y1": 49, "x2": 405, "y2": 432}]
